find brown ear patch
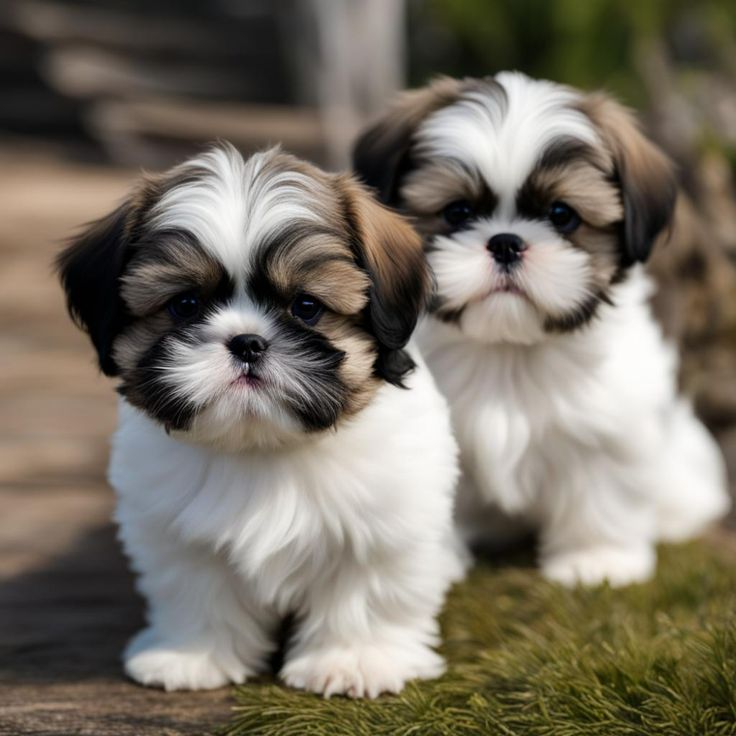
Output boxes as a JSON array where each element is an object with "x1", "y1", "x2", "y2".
[
  {"x1": 337, "y1": 175, "x2": 429, "y2": 385},
  {"x1": 578, "y1": 92, "x2": 677, "y2": 265},
  {"x1": 352, "y1": 76, "x2": 465, "y2": 204}
]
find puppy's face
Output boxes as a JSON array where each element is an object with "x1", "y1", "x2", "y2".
[
  {"x1": 59, "y1": 146, "x2": 427, "y2": 449},
  {"x1": 354, "y1": 72, "x2": 676, "y2": 345}
]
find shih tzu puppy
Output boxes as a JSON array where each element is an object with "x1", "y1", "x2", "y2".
[
  {"x1": 353, "y1": 71, "x2": 730, "y2": 587},
  {"x1": 58, "y1": 144, "x2": 464, "y2": 695}
]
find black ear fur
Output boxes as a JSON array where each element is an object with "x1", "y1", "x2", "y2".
[
  {"x1": 56, "y1": 202, "x2": 134, "y2": 376},
  {"x1": 352, "y1": 118, "x2": 415, "y2": 206},
  {"x1": 364, "y1": 245, "x2": 429, "y2": 384},
  {"x1": 619, "y1": 158, "x2": 677, "y2": 266},
  {"x1": 352, "y1": 77, "x2": 463, "y2": 205},
  {"x1": 340, "y1": 178, "x2": 430, "y2": 387}
]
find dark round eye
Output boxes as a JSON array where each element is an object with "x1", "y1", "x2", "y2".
[
  {"x1": 548, "y1": 202, "x2": 581, "y2": 233},
  {"x1": 168, "y1": 292, "x2": 201, "y2": 321},
  {"x1": 291, "y1": 294, "x2": 324, "y2": 326},
  {"x1": 442, "y1": 199, "x2": 475, "y2": 228}
]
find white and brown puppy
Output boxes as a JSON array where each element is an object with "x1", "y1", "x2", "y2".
[
  {"x1": 353, "y1": 71, "x2": 730, "y2": 587},
  {"x1": 58, "y1": 144, "x2": 463, "y2": 695}
]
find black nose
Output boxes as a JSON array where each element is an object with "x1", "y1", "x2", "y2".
[
  {"x1": 228, "y1": 333, "x2": 268, "y2": 363},
  {"x1": 487, "y1": 233, "x2": 526, "y2": 266}
]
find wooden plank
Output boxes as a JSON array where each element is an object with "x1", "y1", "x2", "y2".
[{"x1": 0, "y1": 151, "x2": 233, "y2": 735}]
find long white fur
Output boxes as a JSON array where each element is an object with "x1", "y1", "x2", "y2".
[
  {"x1": 109, "y1": 147, "x2": 464, "y2": 694},
  {"x1": 114, "y1": 351, "x2": 462, "y2": 695},
  {"x1": 419, "y1": 271, "x2": 729, "y2": 585},
  {"x1": 413, "y1": 72, "x2": 730, "y2": 586},
  {"x1": 150, "y1": 147, "x2": 324, "y2": 281}
]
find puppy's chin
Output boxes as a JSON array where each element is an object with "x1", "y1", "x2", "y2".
[
  {"x1": 459, "y1": 294, "x2": 544, "y2": 346},
  {"x1": 175, "y1": 399, "x2": 307, "y2": 452}
]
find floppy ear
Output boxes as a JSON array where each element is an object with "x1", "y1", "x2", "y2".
[
  {"x1": 581, "y1": 93, "x2": 677, "y2": 266},
  {"x1": 339, "y1": 176, "x2": 430, "y2": 386},
  {"x1": 352, "y1": 76, "x2": 463, "y2": 205},
  {"x1": 58, "y1": 165, "x2": 170, "y2": 378},
  {"x1": 58, "y1": 172, "x2": 164, "y2": 375},
  {"x1": 57, "y1": 201, "x2": 136, "y2": 376}
]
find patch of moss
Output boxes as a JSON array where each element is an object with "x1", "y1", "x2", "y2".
[{"x1": 224, "y1": 538, "x2": 736, "y2": 736}]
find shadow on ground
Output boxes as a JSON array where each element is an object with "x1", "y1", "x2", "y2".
[{"x1": 0, "y1": 521, "x2": 235, "y2": 736}]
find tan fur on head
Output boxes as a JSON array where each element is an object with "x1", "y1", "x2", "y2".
[
  {"x1": 338, "y1": 176, "x2": 429, "y2": 364},
  {"x1": 59, "y1": 144, "x2": 433, "y2": 435},
  {"x1": 339, "y1": 177, "x2": 428, "y2": 312},
  {"x1": 579, "y1": 92, "x2": 677, "y2": 264},
  {"x1": 352, "y1": 72, "x2": 680, "y2": 339}
]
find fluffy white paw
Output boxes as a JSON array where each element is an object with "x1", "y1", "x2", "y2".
[
  {"x1": 542, "y1": 545, "x2": 655, "y2": 588},
  {"x1": 281, "y1": 644, "x2": 445, "y2": 699},
  {"x1": 124, "y1": 628, "x2": 249, "y2": 691}
]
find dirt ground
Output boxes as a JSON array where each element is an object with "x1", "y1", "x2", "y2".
[{"x1": 0, "y1": 148, "x2": 233, "y2": 735}]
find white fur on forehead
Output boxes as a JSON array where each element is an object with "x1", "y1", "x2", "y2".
[
  {"x1": 414, "y1": 72, "x2": 600, "y2": 205},
  {"x1": 149, "y1": 146, "x2": 325, "y2": 280}
]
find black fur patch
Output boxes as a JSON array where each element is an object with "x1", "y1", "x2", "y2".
[
  {"x1": 120, "y1": 332, "x2": 200, "y2": 432},
  {"x1": 353, "y1": 126, "x2": 416, "y2": 207},
  {"x1": 57, "y1": 203, "x2": 134, "y2": 376},
  {"x1": 374, "y1": 345, "x2": 416, "y2": 385},
  {"x1": 340, "y1": 197, "x2": 421, "y2": 388},
  {"x1": 270, "y1": 314, "x2": 348, "y2": 431},
  {"x1": 428, "y1": 292, "x2": 465, "y2": 324},
  {"x1": 543, "y1": 290, "x2": 612, "y2": 334},
  {"x1": 617, "y1": 162, "x2": 677, "y2": 266}
]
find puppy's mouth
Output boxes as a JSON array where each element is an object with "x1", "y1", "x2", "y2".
[
  {"x1": 231, "y1": 363, "x2": 265, "y2": 388},
  {"x1": 451, "y1": 276, "x2": 531, "y2": 316},
  {"x1": 489, "y1": 280, "x2": 525, "y2": 296},
  {"x1": 486, "y1": 272, "x2": 529, "y2": 299}
]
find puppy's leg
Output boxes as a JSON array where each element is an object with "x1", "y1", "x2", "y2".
[
  {"x1": 121, "y1": 520, "x2": 275, "y2": 691},
  {"x1": 654, "y1": 400, "x2": 730, "y2": 542},
  {"x1": 280, "y1": 539, "x2": 460, "y2": 698},
  {"x1": 455, "y1": 475, "x2": 533, "y2": 550},
  {"x1": 537, "y1": 453, "x2": 657, "y2": 588}
]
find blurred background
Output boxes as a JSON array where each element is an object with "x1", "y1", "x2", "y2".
[{"x1": 1, "y1": 1, "x2": 735, "y2": 732}]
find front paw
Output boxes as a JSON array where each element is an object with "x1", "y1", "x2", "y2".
[
  {"x1": 542, "y1": 545, "x2": 655, "y2": 587},
  {"x1": 281, "y1": 644, "x2": 445, "y2": 699},
  {"x1": 124, "y1": 627, "x2": 249, "y2": 691}
]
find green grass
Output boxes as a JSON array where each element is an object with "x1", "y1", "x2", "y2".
[{"x1": 224, "y1": 538, "x2": 736, "y2": 736}]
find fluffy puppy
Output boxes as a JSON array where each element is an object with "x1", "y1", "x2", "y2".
[
  {"x1": 353, "y1": 71, "x2": 730, "y2": 587},
  {"x1": 58, "y1": 144, "x2": 463, "y2": 695}
]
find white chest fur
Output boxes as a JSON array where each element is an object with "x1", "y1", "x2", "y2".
[
  {"x1": 417, "y1": 268, "x2": 727, "y2": 567},
  {"x1": 109, "y1": 356, "x2": 460, "y2": 613},
  {"x1": 110, "y1": 357, "x2": 467, "y2": 694}
]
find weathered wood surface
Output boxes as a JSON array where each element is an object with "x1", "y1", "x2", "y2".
[{"x1": 0, "y1": 148, "x2": 233, "y2": 735}]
